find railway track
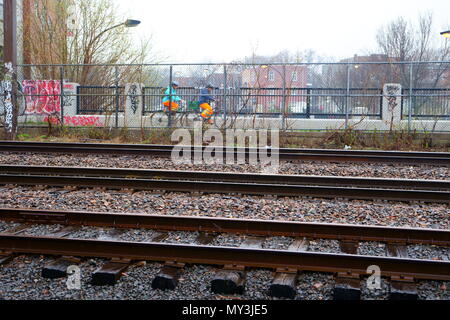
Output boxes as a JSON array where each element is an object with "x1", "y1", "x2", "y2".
[
  {"x1": 1, "y1": 141, "x2": 449, "y2": 165},
  {"x1": 0, "y1": 208, "x2": 448, "y2": 300},
  {"x1": 0, "y1": 165, "x2": 449, "y2": 203}
]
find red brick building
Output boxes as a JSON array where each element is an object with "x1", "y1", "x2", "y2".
[{"x1": 241, "y1": 65, "x2": 308, "y2": 113}]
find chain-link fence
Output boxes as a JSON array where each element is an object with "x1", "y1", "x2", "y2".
[{"x1": 1, "y1": 61, "x2": 449, "y2": 133}]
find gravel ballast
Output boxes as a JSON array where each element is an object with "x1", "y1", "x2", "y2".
[
  {"x1": 0, "y1": 255, "x2": 448, "y2": 300},
  {"x1": 0, "y1": 151, "x2": 448, "y2": 301},
  {"x1": 0, "y1": 152, "x2": 448, "y2": 180},
  {"x1": 0, "y1": 187, "x2": 448, "y2": 229}
]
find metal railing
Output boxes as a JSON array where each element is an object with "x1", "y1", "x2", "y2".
[
  {"x1": 77, "y1": 86, "x2": 126, "y2": 114},
  {"x1": 401, "y1": 88, "x2": 450, "y2": 120},
  {"x1": 1, "y1": 61, "x2": 448, "y2": 132},
  {"x1": 139, "y1": 87, "x2": 384, "y2": 119}
]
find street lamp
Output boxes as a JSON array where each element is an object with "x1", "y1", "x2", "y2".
[
  {"x1": 440, "y1": 30, "x2": 450, "y2": 38},
  {"x1": 124, "y1": 19, "x2": 141, "y2": 28},
  {"x1": 83, "y1": 19, "x2": 141, "y2": 65},
  {"x1": 93, "y1": 19, "x2": 141, "y2": 43}
]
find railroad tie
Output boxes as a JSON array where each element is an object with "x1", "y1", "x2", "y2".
[
  {"x1": 151, "y1": 262, "x2": 185, "y2": 291},
  {"x1": 0, "y1": 253, "x2": 14, "y2": 266},
  {"x1": 152, "y1": 232, "x2": 216, "y2": 291},
  {"x1": 211, "y1": 236, "x2": 265, "y2": 295},
  {"x1": 91, "y1": 229, "x2": 131, "y2": 286},
  {"x1": 386, "y1": 244, "x2": 418, "y2": 300},
  {"x1": 41, "y1": 226, "x2": 82, "y2": 279},
  {"x1": 269, "y1": 238, "x2": 309, "y2": 299},
  {"x1": 42, "y1": 256, "x2": 81, "y2": 279},
  {"x1": 7, "y1": 224, "x2": 32, "y2": 235},
  {"x1": 333, "y1": 241, "x2": 362, "y2": 301},
  {"x1": 91, "y1": 259, "x2": 131, "y2": 286},
  {"x1": 339, "y1": 240, "x2": 360, "y2": 255},
  {"x1": 48, "y1": 226, "x2": 81, "y2": 238}
]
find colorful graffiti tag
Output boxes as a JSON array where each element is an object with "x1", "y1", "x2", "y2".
[
  {"x1": 23, "y1": 80, "x2": 62, "y2": 115},
  {"x1": 3, "y1": 63, "x2": 15, "y2": 133},
  {"x1": 43, "y1": 116, "x2": 104, "y2": 127}
]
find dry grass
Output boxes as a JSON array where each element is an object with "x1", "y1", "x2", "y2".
[{"x1": 8, "y1": 127, "x2": 450, "y2": 152}]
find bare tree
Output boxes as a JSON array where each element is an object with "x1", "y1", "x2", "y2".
[
  {"x1": 376, "y1": 13, "x2": 449, "y2": 88},
  {"x1": 22, "y1": 0, "x2": 159, "y2": 86}
]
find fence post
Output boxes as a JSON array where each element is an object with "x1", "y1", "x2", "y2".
[
  {"x1": 306, "y1": 87, "x2": 311, "y2": 119},
  {"x1": 408, "y1": 62, "x2": 413, "y2": 133},
  {"x1": 281, "y1": 65, "x2": 286, "y2": 131},
  {"x1": 168, "y1": 65, "x2": 173, "y2": 128},
  {"x1": 345, "y1": 63, "x2": 350, "y2": 130},
  {"x1": 223, "y1": 65, "x2": 227, "y2": 129},
  {"x1": 115, "y1": 66, "x2": 119, "y2": 129},
  {"x1": 60, "y1": 66, "x2": 65, "y2": 126}
]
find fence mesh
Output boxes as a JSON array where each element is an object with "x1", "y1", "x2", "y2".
[{"x1": 1, "y1": 61, "x2": 449, "y2": 132}]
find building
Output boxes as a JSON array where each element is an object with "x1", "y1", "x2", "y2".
[
  {"x1": 241, "y1": 65, "x2": 307, "y2": 88},
  {"x1": 241, "y1": 65, "x2": 308, "y2": 113}
]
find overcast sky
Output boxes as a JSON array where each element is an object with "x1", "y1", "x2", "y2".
[{"x1": 116, "y1": 0, "x2": 450, "y2": 63}]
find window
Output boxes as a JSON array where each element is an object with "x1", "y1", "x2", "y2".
[
  {"x1": 268, "y1": 71, "x2": 275, "y2": 82},
  {"x1": 292, "y1": 71, "x2": 298, "y2": 82}
]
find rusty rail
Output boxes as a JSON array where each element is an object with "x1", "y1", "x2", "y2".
[
  {"x1": 0, "y1": 208, "x2": 448, "y2": 246},
  {"x1": 0, "y1": 165, "x2": 448, "y2": 190},
  {"x1": 0, "y1": 234, "x2": 448, "y2": 281},
  {"x1": 1, "y1": 141, "x2": 449, "y2": 164},
  {"x1": 0, "y1": 173, "x2": 448, "y2": 203}
]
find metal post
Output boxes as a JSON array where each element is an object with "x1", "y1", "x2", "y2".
[
  {"x1": 345, "y1": 64, "x2": 351, "y2": 129},
  {"x1": 60, "y1": 66, "x2": 65, "y2": 125},
  {"x1": 3, "y1": 0, "x2": 18, "y2": 140},
  {"x1": 281, "y1": 65, "x2": 287, "y2": 131},
  {"x1": 223, "y1": 65, "x2": 228, "y2": 128},
  {"x1": 115, "y1": 66, "x2": 119, "y2": 129},
  {"x1": 168, "y1": 66, "x2": 173, "y2": 128},
  {"x1": 306, "y1": 87, "x2": 311, "y2": 119},
  {"x1": 408, "y1": 62, "x2": 413, "y2": 133}
]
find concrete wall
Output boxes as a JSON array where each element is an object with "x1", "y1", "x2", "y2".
[{"x1": 13, "y1": 82, "x2": 450, "y2": 132}]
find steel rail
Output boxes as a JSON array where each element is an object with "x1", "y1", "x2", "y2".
[
  {"x1": 0, "y1": 165, "x2": 448, "y2": 191},
  {"x1": 0, "y1": 234, "x2": 448, "y2": 281},
  {"x1": 1, "y1": 141, "x2": 449, "y2": 158},
  {"x1": 0, "y1": 208, "x2": 448, "y2": 246},
  {"x1": 0, "y1": 142, "x2": 449, "y2": 164},
  {"x1": 0, "y1": 174, "x2": 449, "y2": 203}
]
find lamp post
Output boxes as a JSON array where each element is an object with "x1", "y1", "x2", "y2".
[
  {"x1": 94, "y1": 19, "x2": 141, "y2": 44},
  {"x1": 83, "y1": 19, "x2": 141, "y2": 65},
  {"x1": 97, "y1": 19, "x2": 139, "y2": 129}
]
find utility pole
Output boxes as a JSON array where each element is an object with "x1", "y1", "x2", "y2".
[{"x1": 3, "y1": 0, "x2": 18, "y2": 140}]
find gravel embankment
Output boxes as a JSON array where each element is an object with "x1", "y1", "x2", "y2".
[
  {"x1": 0, "y1": 151, "x2": 448, "y2": 300},
  {"x1": 0, "y1": 220, "x2": 448, "y2": 300},
  {"x1": 0, "y1": 152, "x2": 448, "y2": 180},
  {"x1": 1, "y1": 255, "x2": 447, "y2": 300},
  {"x1": 0, "y1": 221, "x2": 21, "y2": 233},
  {"x1": 0, "y1": 186, "x2": 448, "y2": 229},
  {"x1": 357, "y1": 242, "x2": 386, "y2": 257}
]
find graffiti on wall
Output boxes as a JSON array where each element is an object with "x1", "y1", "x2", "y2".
[
  {"x1": 386, "y1": 85, "x2": 400, "y2": 112},
  {"x1": 128, "y1": 84, "x2": 139, "y2": 114},
  {"x1": 3, "y1": 62, "x2": 15, "y2": 133},
  {"x1": 2, "y1": 81, "x2": 14, "y2": 133},
  {"x1": 43, "y1": 115, "x2": 104, "y2": 127},
  {"x1": 63, "y1": 83, "x2": 76, "y2": 108},
  {"x1": 23, "y1": 80, "x2": 62, "y2": 115}
]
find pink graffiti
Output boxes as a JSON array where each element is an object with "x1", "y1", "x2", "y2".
[
  {"x1": 43, "y1": 116, "x2": 104, "y2": 127},
  {"x1": 23, "y1": 80, "x2": 61, "y2": 115}
]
